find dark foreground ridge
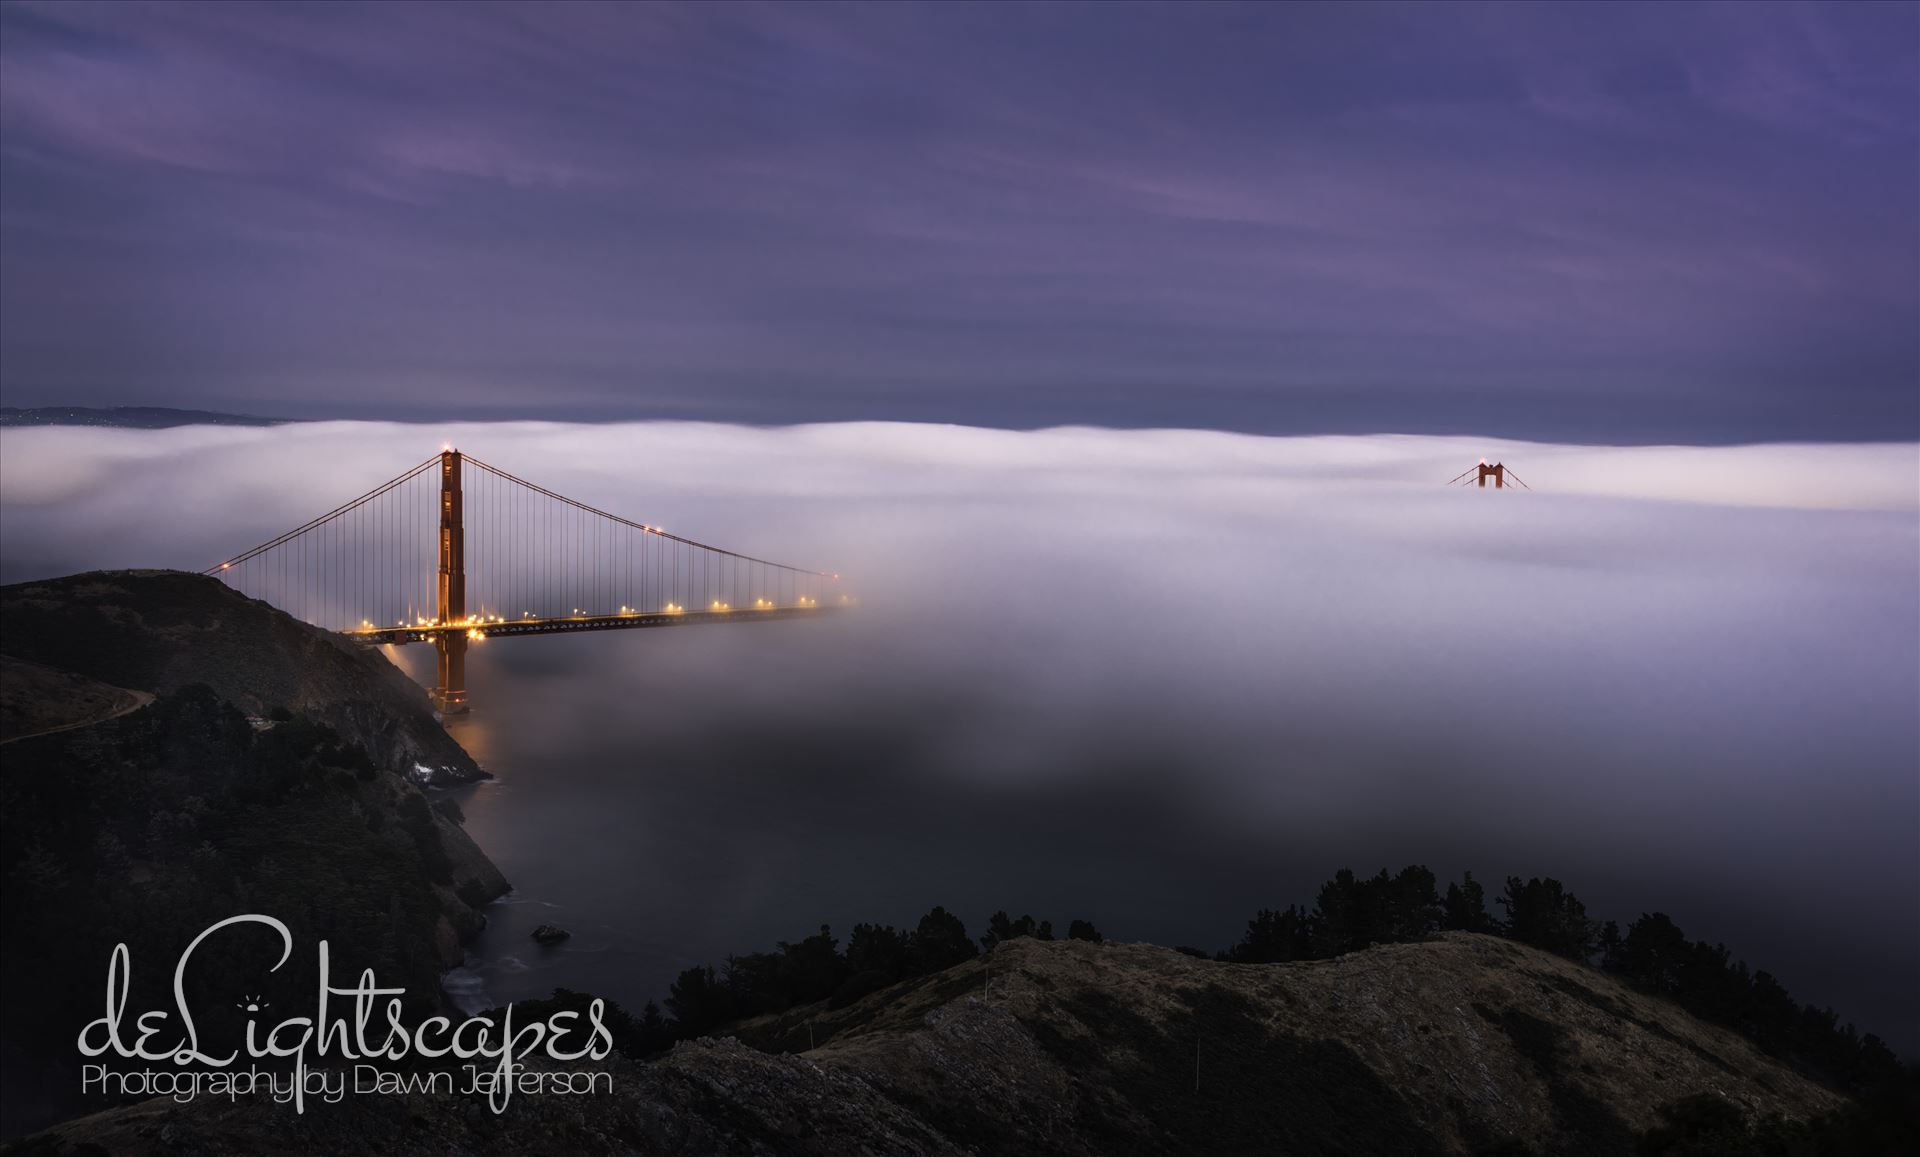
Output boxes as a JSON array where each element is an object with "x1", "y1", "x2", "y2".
[{"x1": 7, "y1": 935, "x2": 1893, "y2": 1156}]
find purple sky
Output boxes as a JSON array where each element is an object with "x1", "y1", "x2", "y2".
[{"x1": 1, "y1": 1, "x2": 1915, "y2": 440}]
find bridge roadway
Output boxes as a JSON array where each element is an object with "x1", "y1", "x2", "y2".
[{"x1": 345, "y1": 603, "x2": 841, "y2": 646}]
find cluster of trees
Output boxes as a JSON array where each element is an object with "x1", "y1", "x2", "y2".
[
  {"x1": 639, "y1": 863, "x2": 1900, "y2": 1098},
  {"x1": 1219, "y1": 868, "x2": 1571, "y2": 963},
  {"x1": 661, "y1": 907, "x2": 1102, "y2": 1039},
  {"x1": 1597, "y1": 912, "x2": 1900, "y2": 1091},
  {"x1": 1214, "y1": 864, "x2": 1900, "y2": 1093},
  {"x1": 1638, "y1": 1088, "x2": 1919, "y2": 1157}
]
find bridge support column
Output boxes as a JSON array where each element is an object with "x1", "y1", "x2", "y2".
[
  {"x1": 433, "y1": 449, "x2": 469, "y2": 714},
  {"x1": 434, "y1": 634, "x2": 468, "y2": 715}
]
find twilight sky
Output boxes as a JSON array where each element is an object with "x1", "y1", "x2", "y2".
[{"x1": 1, "y1": 1, "x2": 1915, "y2": 440}]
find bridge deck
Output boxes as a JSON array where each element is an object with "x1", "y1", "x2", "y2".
[{"x1": 347, "y1": 604, "x2": 842, "y2": 646}]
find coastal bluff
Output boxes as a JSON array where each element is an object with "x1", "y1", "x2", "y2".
[{"x1": 0, "y1": 570, "x2": 508, "y2": 1137}]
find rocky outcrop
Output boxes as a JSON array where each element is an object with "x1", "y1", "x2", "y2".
[{"x1": 440, "y1": 811, "x2": 511, "y2": 916}]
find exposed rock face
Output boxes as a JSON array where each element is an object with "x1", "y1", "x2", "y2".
[
  {"x1": 0, "y1": 570, "x2": 481, "y2": 784},
  {"x1": 11, "y1": 935, "x2": 1846, "y2": 1156},
  {"x1": 532, "y1": 924, "x2": 572, "y2": 945},
  {"x1": 441, "y1": 815, "x2": 510, "y2": 918}
]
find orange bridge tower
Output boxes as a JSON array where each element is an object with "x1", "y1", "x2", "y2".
[
  {"x1": 1447, "y1": 459, "x2": 1531, "y2": 490},
  {"x1": 433, "y1": 449, "x2": 468, "y2": 714}
]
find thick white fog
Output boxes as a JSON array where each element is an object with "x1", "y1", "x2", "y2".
[{"x1": 2, "y1": 423, "x2": 1916, "y2": 1050}]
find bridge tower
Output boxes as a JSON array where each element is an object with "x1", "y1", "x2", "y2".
[
  {"x1": 433, "y1": 449, "x2": 468, "y2": 714},
  {"x1": 1448, "y1": 459, "x2": 1529, "y2": 490}
]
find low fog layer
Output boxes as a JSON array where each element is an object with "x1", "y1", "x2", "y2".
[{"x1": 2, "y1": 423, "x2": 1915, "y2": 1051}]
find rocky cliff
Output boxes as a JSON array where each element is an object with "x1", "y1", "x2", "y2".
[{"x1": 0, "y1": 572, "x2": 508, "y2": 1138}]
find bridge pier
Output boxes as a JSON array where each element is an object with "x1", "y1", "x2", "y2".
[{"x1": 433, "y1": 634, "x2": 468, "y2": 715}]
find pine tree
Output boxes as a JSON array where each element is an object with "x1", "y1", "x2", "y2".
[{"x1": 1443, "y1": 871, "x2": 1494, "y2": 933}]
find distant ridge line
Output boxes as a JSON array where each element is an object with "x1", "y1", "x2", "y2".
[{"x1": 0, "y1": 406, "x2": 297, "y2": 429}]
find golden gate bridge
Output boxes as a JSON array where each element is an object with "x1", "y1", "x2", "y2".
[{"x1": 206, "y1": 449, "x2": 844, "y2": 713}]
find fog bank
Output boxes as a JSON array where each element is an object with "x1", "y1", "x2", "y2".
[{"x1": 2, "y1": 422, "x2": 1914, "y2": 1051}]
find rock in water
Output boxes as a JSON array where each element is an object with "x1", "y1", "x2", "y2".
[{"x1": 531, "y1": 924, "x2": 571, "y2": 945}]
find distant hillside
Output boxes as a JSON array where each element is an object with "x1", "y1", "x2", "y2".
[
  {"x1": 0, "y1": 571, "x2": 480, "y2": 785},
  {"x1": 9, "y1": 935, "x2": 1868, "y2": 1156},
  {"x1": 0, "y1": 406, "x2": 292, "y2": 428}
]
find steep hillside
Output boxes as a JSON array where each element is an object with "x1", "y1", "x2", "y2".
[
  {"x1": 0, "y1": 655, "x2": 151, "y2": 743},
  {"x1": 0, "y1": 570, "x2": 478, "y2": 784},
  {"x1": 9, "y1": 935, "x2": 1857, "y2": 1156},
  {"x1": 0, "y1": 573, "x2": 509, "y2": 1138}
]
